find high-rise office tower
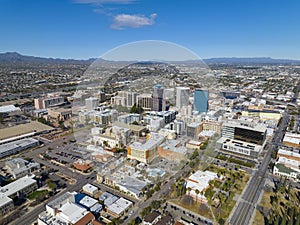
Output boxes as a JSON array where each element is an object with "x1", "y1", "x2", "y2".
[
  {"x1": 176, "y1": 87, "x2": 190, "y2": 109},
  {"x1": 137, "y1": 94, "x2": 152, "y2": 110},
  {"x1": 194, "y1": 89, "x2": 209, "y2": 113},
  {"x1": 152, "y1": 84, "x2": 166, "y2": 111}
]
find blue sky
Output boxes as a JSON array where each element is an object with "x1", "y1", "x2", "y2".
[{"x1": 1, "y1": 0, "x2": 300, "y2": 59}]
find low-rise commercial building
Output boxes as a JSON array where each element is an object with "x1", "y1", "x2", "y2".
[
  {"x1": 142, "y1": 211, "x2": 161, "y2": 225},
  {"x1": 92, "y1": 125, "x2": 131, "y2": 148},
  {"x1": 127, "y1": 133, "x2": 165, "y2": 163},
  {"x1": 48, "y1": 107, "x2": 72, "y2": 121},
  {"x1": 216, "y1": 137, "x2": 262, "y2": 158},
  {"x1": 82, "y1": 184, "x2": 98, "y2": 196},
  {"x1": 201, "y1": 120, "x2": 222, "y2": 134},
  {"x1": 73, "y1": 159, "x2": 94, "y2": 172},
  {"x1": 38, "y1": 191, "x2": 99, "y2": 225},
  {"x1": 158, "y1": 140, "x2": 187, "y2": 161},
  {"x1": 283, "y1": 133, "x2": 300, "y2": 148},
  {"x1": 115, "y1": 176, "x2": 147, "y2": 198},
  {"x1": 106, "y1": 197, "x2": 133, "y2": 218},
  {"x1": 273, "y1": 163, "x2": 299, "y2": 182},
  {"x1": 0, "y1": 138, "x2": 39, "y2": 158},
  {"x1": 5, "y1": 158, "x2": 40, "y2": 179},
  {"x1": 34, "y1": 94, "x2": 65, "y2": 110},
  {"x1": 186, "y1": 140, "x2": 203, "y2": 150},
  {"x1": 0, "y1": 175, "x2": 37, "y2": 217},
  {"x1": 0, "y1": 121, "x2": 53, "y2": 144},
  {"x1": 186, "y1": 122, "x2": 201, "y2": 139},
  {"x1": 99, "y1": 192, "x2": 119, "y2": 207},
  {"x1": 277, "y1": 149, "x2": 300, "y2": 163},
  {"x1": 0, "y1": 104, "x2": 21, "y2": 117},
  {"x1": 186, "y1": 170, "x2": 218, "y2": 203}
]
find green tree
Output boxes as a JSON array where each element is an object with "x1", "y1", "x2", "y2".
[
  {"x1": 218, "y1": 218, "x2": 225, "y2": 225},
  {"x1": 280, "y1": 214, "x2": 286, "y2": 225},
  {"x1": 130, "y1": 104, "x2": 144, "y2": 114},
  {"x1": 141, "y1": 206, "x2": 152, "y2": 217},
  {"x1": 150, "y1": 200, "x2": 160, "y2": 210},
  {"x1": 195, "y1": 189, "x2": 200, "y2": 203},
  {"x1": 46, "y1": 179, "x2": 57, "y2": 191}
]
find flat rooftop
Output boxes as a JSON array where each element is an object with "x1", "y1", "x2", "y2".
[
  {"x1": 283, "y1": 133, "x2": 300, "y2": 145},
  {"x1": 59, "y1": 202, "x2": 88, "y2": 224},
  {"x1": 79, "y1": 195, "x2": 98, "y2": 208},
  {"x1": 48, "y1": 192, "x2": 75, "y2": 209},
  {"x1": 223, "y1": 120, "x2": 267, "y2": 133},
  {"x1": 186, "y1": 170, "x2": 218, "y2": 199},
  {"x1": 0, "y1": 195, "x2": 13, "y2": 208},
  {"x1": 187, "y1": 122, "x2": 201, "y2": 128},
  {"x1": 278, "y1": 149, "x2": 300, "y2": 159},
  {"x1": 0, "y1": 105, "x2": 20, "y2": 113},
  {"x1": 99, "y1": 192, "x2": 119, "y2": 206},
  {"x1": 107, "y1": 197, "x2": 132, "y2": 215},
  {"x1": 38, "y1": 211, "x2": 68, "y2": 225},
  {"x1": 0, "y1": 121, "x2": 54, "y2": 142},
  {"x1": 217, "y1": 137, "x2": 262, "y2": 152},
  {"x1": 0, "y1": 138, "x2": 39, "y2": 155},
  {"x1": 116, "y1": 176, "x2": 147, "y2": 196},
  {"x1": 160, "y1": 140, "x2": 187, "y2": 154},
  {"x1": 82, "y1": 183, "x2": 98, "y2": 194},
  {"x1": 112, "y1": 121, "x2": 146, "y2": 132},
  {"x1": 129, "y1": 133, "x2": 164, "y2": 151},
  {"x1": 0, "y1": 175, "x2": 36, "y2": 198}
]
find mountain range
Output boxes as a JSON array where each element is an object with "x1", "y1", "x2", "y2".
[{"x1": 1, "y1": 52, "x2": 300, "y2": 65}]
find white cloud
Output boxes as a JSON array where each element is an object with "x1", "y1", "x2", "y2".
[{"x1": 111, "y1": 13, "x2": 157, "y2": 29}]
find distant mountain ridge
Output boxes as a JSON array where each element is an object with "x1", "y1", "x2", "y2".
[
  {"x1": 0, "y1": 52, "x2": 96, "y2": 65},
  {"x1": 203, "y1": 57, "x2": 300, "y2": 64},
  {"x1": 0, "y1": 52, "x2": 299, "y2": 65}
]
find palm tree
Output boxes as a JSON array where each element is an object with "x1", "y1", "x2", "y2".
[
  {"x1": 187, "y1": 187, "x2": 192, "y2": 204},
  {"x1": 195, "y1": 189, "x2": 200, "y2": 203}
]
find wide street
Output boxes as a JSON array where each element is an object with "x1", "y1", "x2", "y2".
[
  {"x1": 8, "y1": 131, "x2": 96, "y2": 225},
  {"x1": 122, "y1": 163, "x2": 191, "y2": 224},
  {"x1": 229, "y1": 110, "x2": 290, "y2": 225}
]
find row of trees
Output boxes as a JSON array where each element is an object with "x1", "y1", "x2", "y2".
[
  {"x1": 141, "y1": 200, "x2": 162, "y2": 217},
  {"x1": 130, "y1": 104, "x2": 144, "y2": 114},
  {"x1": 261, "y1": 176, "x2": 300, "y2": 225}
]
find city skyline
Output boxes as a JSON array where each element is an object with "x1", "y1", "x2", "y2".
[{"x1": 1, "y1": 0, "x2": 300, "y2": 59}]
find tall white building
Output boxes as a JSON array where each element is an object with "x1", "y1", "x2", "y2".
[
  {"x1": 111, "y1": 91, "x2": 137, "y2": 108},
  {"x1": 34, "y1": 94, "x2": 64, "y2": 109},
  {"x1": 85, "y1": 97, "x2": 99, "y2": 111},
  {"x1": 176, "y1": 87, "x2": 190, "y2": 109}
]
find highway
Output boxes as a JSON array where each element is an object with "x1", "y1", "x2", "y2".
[{"x1": 229, "y1": 110, "x2": 289, "y2": 225}]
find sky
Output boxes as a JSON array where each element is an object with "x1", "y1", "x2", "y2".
[{"x1": 1, "y1": 0, "x2": 300, "y2": 59}]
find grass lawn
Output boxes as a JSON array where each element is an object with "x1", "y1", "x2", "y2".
[
  {"x1": 170, "y1": 199, "x2": 214, "y2": 220},
  {"x1": 253, "y1": 210, "x2": 265, "y2": 225},
  {"x1": 259, "y1": 188, "x2": 300, "y2": 218},
  {"x1": 203, "y1": 164, "x2": 250, "y2": 221},
  {"x1": 259, "y1": 191, "x2": 273, "y2": 209},
  {"x1": 27, "y1": 190, "x2": 49, "y2": 200},
  {"x1": 212, "y1": 192, "x2": 236, "y2": 220},
  {"x1": 213, "y1": 180, "x2": 222, "y2": 189}
]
